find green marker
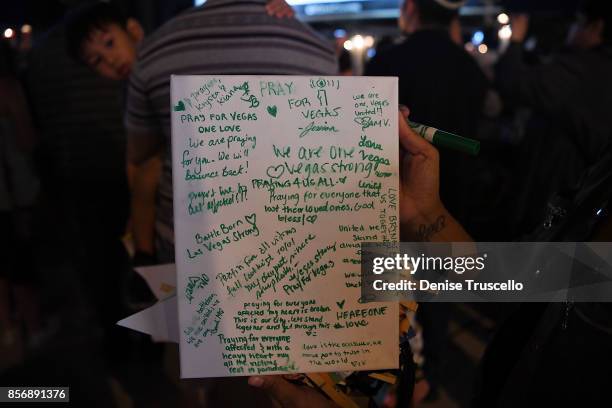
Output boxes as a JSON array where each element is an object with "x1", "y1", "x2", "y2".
[{"x1": 407, "y1": 120, "x2": 480, "y2": 156}]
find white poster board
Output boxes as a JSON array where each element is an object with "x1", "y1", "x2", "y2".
[{"x1": 171, "y1": 75, "x2": 399, "y2": 378}]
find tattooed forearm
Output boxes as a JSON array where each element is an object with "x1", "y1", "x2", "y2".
[{"x1": 416, "y1": 215, "x2": 446, "y2": 242}]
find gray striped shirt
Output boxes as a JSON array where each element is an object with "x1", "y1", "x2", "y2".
[{"x1": 125, "y1": 0, "x2": 337, "y2": 253}]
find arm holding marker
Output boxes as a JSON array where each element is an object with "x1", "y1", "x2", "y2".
[{"x1": 407, "y1": 120, "x2": 480, "y2": 156}]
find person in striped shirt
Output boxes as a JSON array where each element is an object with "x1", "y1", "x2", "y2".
[
  {"x1": 125, "y1": 0, "x2": 337, "y2": 263},
  {"x1": 65, "y1": 0, "x2": 300, "y2": 264}
]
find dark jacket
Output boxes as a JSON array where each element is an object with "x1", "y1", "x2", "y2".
[
  {"x1": 497, "y1": 43, "x2": 612, "y2": 163},
  {"x1": 496, "y1": 43, "x2": 612, "y2": 235},
  {"x1": 475, "y1": 150, "x2": 612, "y2": 407},
  {"x1": 366, "y1": 29, "x2": 488, "y2": 139},
  {"x1": 366, "y1": 29, "x2": 489, "y2": 226}
]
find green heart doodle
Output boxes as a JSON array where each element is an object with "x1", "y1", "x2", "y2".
[
  {"x1": 245, "y1": 213, "x2": 257, "y2": 226},
  {"x1": 267, "y1": 105, "x2": 278, "y2": 117},
  {"x1": 266, "y1": 164, "x2": 285, "y2": 179},
  {"x1": 338, "y1": 176, "x2": 348, "y2": 184},
  {"x1": 174, "y1": 100, "x2": 186, "y2": 112},
  {"x1": 336, "y1": 300, "x2": 346, "y2": 309}
]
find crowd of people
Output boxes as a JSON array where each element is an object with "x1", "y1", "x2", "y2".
[{"x1": 1, "y1": 0, "x2": 611, "y2": 406}]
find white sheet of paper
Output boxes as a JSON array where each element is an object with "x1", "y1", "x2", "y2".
[
  {"x1": 135, "y1": 263, "x2": 177, "y2": 300},
  {"x1": 171, "y1": 75, "x2": 399, "y2": 378},
  {"x1": 117, "y1": 296, "x2": 179, "y2": 342}
]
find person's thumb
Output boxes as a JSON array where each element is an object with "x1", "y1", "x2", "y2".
[{"x1": 249, "y1": 376, "x2": 301, "y2": 407}]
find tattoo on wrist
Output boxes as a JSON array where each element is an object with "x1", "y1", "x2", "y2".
[{"x1": 416, "y1": 215, "x2": 446, "y2": 242}]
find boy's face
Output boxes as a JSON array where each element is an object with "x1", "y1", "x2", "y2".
[{"x1": 82, "y1": 21, "x2": 141, "y2": 81}]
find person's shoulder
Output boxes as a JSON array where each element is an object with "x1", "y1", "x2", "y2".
[
  {"x1": 230, "y1": 3, "x2": 336, "y2": 56},
  {"x1": 365, "y1": 41, "x2": 407, "y2": 75},
  {"x1": 370, "y1": 33, "x2": 448, "y2": 65},
  {"x1": 137, "y1": 3, "x2": 333, "y2": 62},
  {"x1": 443, "y1": 40, "x2": 486, "y2": 79},
  {"x1": 137, "y1": 4, "x2": 231, "y2": 58},
  {"x1": 411, "y1": 31, "x2": 474, "y2": 63},
  {"x1": 283, "y1": 18, "x2": 334, "y2": 51},
  {"x1": 136, "y1": 9, "x2": 198, "y2": 58},
  {"x1": 440, "y1": 38, "x2": 478, "y2": 65}
]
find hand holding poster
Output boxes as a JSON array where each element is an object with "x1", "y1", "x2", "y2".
[{"x1": 171, "y1": 76, "x2": 398, "y2": 378}]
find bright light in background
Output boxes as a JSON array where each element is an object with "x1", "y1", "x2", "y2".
[
  {"x1": 478, "y1": 44, "x2": 488, "y2": 54},
  {"x1": 497, "y1": 13, "x2": 509, "y2": 25},
  {"x1": 367, "y1": 48, "x2": 376, "y2": 59},
  {"x1": 194, "y1": 0, "x2": 206, "y2": 5},
  {"x1": 471, "y1": 31, "x2": 484, "y2": 45},
  {"x1": 21, "y1": 24, "x2": 32, "y2": 34},
  {"x1": 498, "y1": 25, "x2": 512, "y2": 40},
  {"x1": 4, "y1": 28, "x2": 14, "y2": 39},
  {"x1": 465, "y1": 42, "x2": 475, "y2": 52},
  {"x1": 352, "y1": 35, "x2": 364, "y2": 50},
  {"x1": 344, "y1": 34, "x2": 374, "y2": 53},
  {"x1": 334, "y1": 29, "x2": 347, "y2": 39}
]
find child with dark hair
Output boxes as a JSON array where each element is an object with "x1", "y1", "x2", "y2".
[
  {"x1": 64, "y1": 0, "x2": 298, "y2": 267},
  {"x1": 66, "y1": 3, "x2": 158, "y2": 268},
  {"x1": 65, "y1": 2, "x2": 144, "y2": 81}
]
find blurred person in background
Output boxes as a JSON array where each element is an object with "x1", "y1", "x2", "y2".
[
  {"x1": 338, "y1": 49, "x2": 354, "y2": 75},
  {"x1": 365, "y1": 0, "x2": 490, "y2": 401},
  {"x1": 16, "y1": 1, "x2": 165, "y2": 406},
  {"x1": 496, "y1": 0, "x2": 612, "y2": 236},
  {"x1": 366, "y1": 0, "x2": 489, "y2": 232},
  {"x1": 0, "y1": 40, "x2": 41, "y2": 353}
]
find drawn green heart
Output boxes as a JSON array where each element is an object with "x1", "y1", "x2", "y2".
[
  {"x1": 174, "y1": 100, "x2": 186, "y2": 112},
  {"x1": 267, "y1": 105, "x2": 278, "y2": 117},
  {"x1": 266, "y1": 164, "x2": 285, "y2": 179},
  {"x1": 245, "y1": 213, "x2": 257, "y2": 226},
  {"x1": 338, "y1": 176, "x2": 347, "y2": 184},
  {"x1": 336, "y1": 300, "x2": 346, "y2": 309}
]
